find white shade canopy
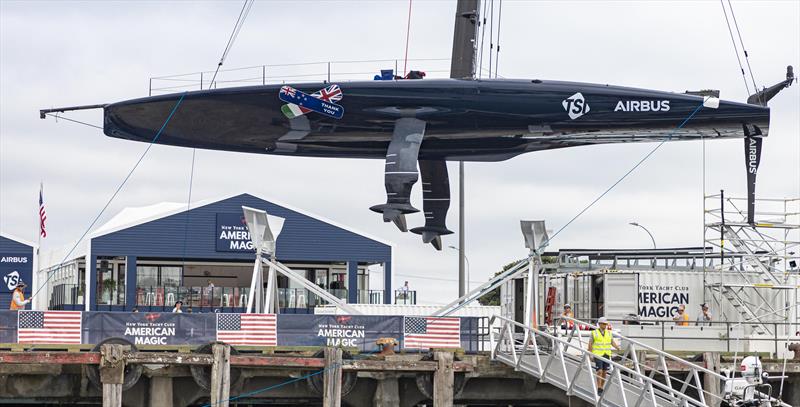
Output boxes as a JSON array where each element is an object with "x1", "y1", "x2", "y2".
[
  {"x1": 242, "y1": 206, "x2": 285, "y2": 256},
  {"x1": 520, "y1": 220, "x2": 549, "y2": 252}
]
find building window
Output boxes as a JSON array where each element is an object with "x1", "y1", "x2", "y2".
[
  {"x1": 137, "y1": 266, "x2": 158, "y2": 287},
  {"x1": 136, "y1": 265, "x2": 183, "y2": 288},
  {"x1": 161, "y1": 266, "x2": 181, "y2": 287}
]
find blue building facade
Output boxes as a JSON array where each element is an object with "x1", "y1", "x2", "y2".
[
  {"x1": 55, "y1": 193, "x2": 392, "y2": 311},
  {"x1": 0, "y1": 234, "x2": 35, "y2": 310}
]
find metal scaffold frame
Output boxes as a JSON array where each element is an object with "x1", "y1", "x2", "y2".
[{"x1": 703, "y1": 194, "x2": 800, "y2": 335}]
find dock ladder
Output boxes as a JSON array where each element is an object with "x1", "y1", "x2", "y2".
[{"x1": 490, "y1": 315, "x2": 733, "y2": 407}]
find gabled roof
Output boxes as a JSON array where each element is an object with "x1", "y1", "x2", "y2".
[
  {"x1": 40, "y1": 192, "x2": 393, "y2": 269},
  {"x1": 90, "y1": 192, "x2": 393, "y2": 247},
  {"x1": 0, "y1": 232, "x2": 37, "y2": 249}
]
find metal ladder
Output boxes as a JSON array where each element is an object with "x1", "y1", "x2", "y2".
[
  {"x1": 490, "y1": 315, "x2": 733, "y2": 407},
  {"x1": 708, "y1": 285, "x2": 770, "y2": 335}
]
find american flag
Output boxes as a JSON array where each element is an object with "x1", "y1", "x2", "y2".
[
  {"x1": 403, "y1": 316, "x2": 461, "y2": 349},
  {"x1": 39, "y1": 186, "x2": 47, "y2": 238},
  {"x1": 18, "y1": 311, "x2": 82, "y2": 344},
  {"x1": 216, "y1": 313, "x2": 277, "y2": 346}
]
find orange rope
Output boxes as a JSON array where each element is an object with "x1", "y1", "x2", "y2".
[{"x1": 402, "y1": 0, "x2": 413, "y2": 76}]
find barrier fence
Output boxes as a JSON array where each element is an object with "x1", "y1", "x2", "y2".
[{"x1": 0, "y1": 311, "x2": 483, "y2": 353}]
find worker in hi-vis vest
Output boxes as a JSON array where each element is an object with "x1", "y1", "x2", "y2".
[
  {"x1": 10, "y1": 281, "x2": 30, "y2": 310},
  {"x1": 588, "y1": 317, "x2": 620, "y2": 396}
]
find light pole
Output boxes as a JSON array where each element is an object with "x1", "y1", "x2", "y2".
[
  {"x1": 629, "y1": 222, "x2": 657, "y2": 249},
  {"x1": 448, "y1": 245, "x2": 471, "y2": 292}
]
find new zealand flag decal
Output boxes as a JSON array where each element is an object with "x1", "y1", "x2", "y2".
[{"x1": 279, "y1": 85, "x2": 344, "y2": 120}]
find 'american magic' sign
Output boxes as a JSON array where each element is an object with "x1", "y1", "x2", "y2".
[{"x1": 215, "y1": 213, "x2": 255, "y2": 252}]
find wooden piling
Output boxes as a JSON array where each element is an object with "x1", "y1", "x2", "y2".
[
  {"x1": 323, "y1": 347, "x2": 343, "y2": 407},
  {"x1": 703, "y1": 352, "x2": 721, "y2": 407},
  {"x1": 210, "y1": 343, "x2": 231, "y2": 407},
  {"x1": 99, "y1": 344, "x2": 125, "y2": 407},
  {"x1": 433, "y1": 351, "x2": 454, "y2": 406}
]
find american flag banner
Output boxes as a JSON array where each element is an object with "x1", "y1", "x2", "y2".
[
  {"x1": 18, "y1": 311, "x2": 82, "y2": 344},
  {"x1": 38, "y1": 185, "x2": 47, "y2": 238},
  {"x1": 216, "y1": 313, "x2": 277, "y2": 346},
  {"x1": 403, "y1": 316, "x2": 461, "y2": 349}
]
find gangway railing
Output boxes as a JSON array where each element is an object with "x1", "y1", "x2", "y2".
[{"x1": 490, "y1": 315, "x2": 733, "y2": 407}]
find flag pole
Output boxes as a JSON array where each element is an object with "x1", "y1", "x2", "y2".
[{"x1": 35, "y1": 182, "x2": 43, "y2": 310}]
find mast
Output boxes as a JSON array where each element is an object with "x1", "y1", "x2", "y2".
[{"x1": 449, "y1": 0, "x2": 479, "y2": 296}]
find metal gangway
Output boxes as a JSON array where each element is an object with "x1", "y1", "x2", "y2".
[{"x1": 490, "y1": 315, "x2": 733, "y2": 407}]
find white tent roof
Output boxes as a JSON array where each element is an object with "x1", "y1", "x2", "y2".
[{"x1": 40, "y1": 192, "x2": 393, "y2": 270}]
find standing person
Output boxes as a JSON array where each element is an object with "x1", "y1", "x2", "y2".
[
  {"x1": 588, "y1": 317, "x2": 620, "y2": 395},
  {"x1": 560, "y1": 304, "x2": 575, "y2": 329},
  {"x1": 696, "y1": 303, "x2": 713, "y2": 327},
  {"x1": 788, "y1": 332, "x2": 800, "y2": 361},
  {"x1": 172, "y1": 300, "x2": 183, "y2": 313},
  {"x1": 9, "y1": 281, "x2": 30, "y2": 310},
  {"x1": 673, "y1": 304, "x2": 689, "y2": 326},
  {"x1": 205, "y1": 279, "x2": 215, "y2": 306},
  {"x1": 400, "y1": 281, "x2": 410, "y2": 301}
]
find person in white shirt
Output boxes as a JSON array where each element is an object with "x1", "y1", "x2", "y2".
[
  {"x1": 172, "y1": 300, "x2": 183, "y2": 313},
  {"x1": 399, "y1": 281, "x2": 410, "y2": 301},
  {"x1": 696, "y1": 303, "x2": 713, "y2": 327}
]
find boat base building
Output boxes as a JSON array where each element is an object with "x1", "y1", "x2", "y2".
[{"x1": 37, "y1": 193, "x2": 399, "y2": 313}]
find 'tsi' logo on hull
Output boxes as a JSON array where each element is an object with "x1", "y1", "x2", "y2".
[{"x1": 562, "y1": 92, "x2": 590, "y2": 120}]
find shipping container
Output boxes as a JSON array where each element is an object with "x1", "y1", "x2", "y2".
[{"x1": 501, "y1": 268, "x2": 798, "y2": 337}]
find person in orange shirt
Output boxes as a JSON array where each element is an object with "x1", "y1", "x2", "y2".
[
  {"x1": 10, "y1": 281, "x2": 30, "y2": 310},
  {"x1": 673, "y1": 304, "x2": 689, "y2": 326}
]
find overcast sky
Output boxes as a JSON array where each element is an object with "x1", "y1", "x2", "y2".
[{"x1": 1, "y1": 0, "x2": 798, "y2": 305}]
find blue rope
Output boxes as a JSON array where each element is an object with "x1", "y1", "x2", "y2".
[
  {"x1": 440, "y1": 102, "x2": 707, "y2": 318},
  {"x1": 201, "y1": 367, "x2": 327, "y2": 407},
  {"x1": 30, "y1": 93, "x2": 187, "y2": 300},
  {"x1": 201, "y1": 348, "x2": 383, "y2": 407},
  {"x1": 542, "y1": 102, "x2": 707, "y2": 247}
]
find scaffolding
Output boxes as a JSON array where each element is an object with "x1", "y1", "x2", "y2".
[{"x1": 704, "y1": 194, "x2": 800, "y2": 336}]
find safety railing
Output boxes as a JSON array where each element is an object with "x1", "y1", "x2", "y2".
[
  {"x1": 490, "y1": 315, "x2": 733, "y2": 406},
  {"x1": 357, "y1": 289, "x2": 384, "y2": 305},
  {"x1": 597, "y1": 318, "x2": 800, "y2": 358},
  {"x1": 148, "y1": 57, "x2": 452, "y2": 95},
  {"x1": 134, "y1": 286, "x2": 250, "y2": 311},
  {"x1": 393, "y1": 290, "x2": 417, "y2": 305},
  {"x1": 49, "y1": 283, "x2": 82, "y2": 309}
]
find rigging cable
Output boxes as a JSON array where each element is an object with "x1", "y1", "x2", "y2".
[
  {"x1": 542, "y1": 102, "x2": 709, "y2": 248},
  {"x1": 180, "y1": 148, "x2": 197, "y2": 277},
  {"x1": 209, "y1": 0, "x2": 255, "y2": 88},
  {"x1": 487, "y1": 0, "x2": 494, "y2": 78},
  {"x1": 402, "y1": 0, "x2": 413, "y2": 76},
  {"x1": 183, "y1": 0, "x2": 256, "y2": 284},
  {"x1": 477, "y1": 0, "x2": 489, "y2": 78},
  {"x1": 440, "y1": 102, "x2": 708, "y2": 319},
  {"x1": 727, "y1": 0, "x2": 761, "y2": 99},
  {"x1": 719, "y1": 0, "x2": 751, "y2": 95},
  {"x1": 45, "y1": 113, "x2": 103, "y2": 130},
  {"x1": 493, "y1": 0, "x2": 502, "y2": 78},
  {"x1": 30, "y1": 95, "x2": 187, "y2": 300}
]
